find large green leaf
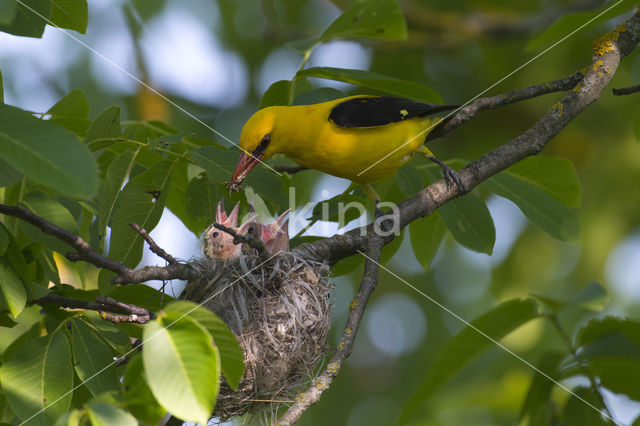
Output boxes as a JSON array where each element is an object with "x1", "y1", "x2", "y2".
[
  {"x1": 399, "y1": 298, "x2": 540, "y2": 423},
  {"x1": 84, "y1": 106, "x2": 122, "y2": 149},
  {"x1": 143, "y1": 312, "x2": 220, "y2": 425},
  {"x1": 438, "y1": 193, "x2": 496, "y2": 254},
  {"x1": 47, "y1": 89, "x2": 90, "y2": 119},
  {"x1": 259, "y1": 80, "x2": 292, "y2": 109},
  {"x1": 395, "y1": 165, "x2": 424, "y2": 197},
  {"x1": 0, "y1": 328, "x2": 73, "y2": 425},
  {"x1": 484, "y1": 172, "x2": 580, "y2": 241},
  {"x1": 122, "y1": 355, "x2": 166, "y2": 424},
  {"x1": 504, "y1": 156, "x2": 581, "y2": 207},
  {"x1": 560, "y1": 386, "x2": 611, "y2": 426},
  {"x1": 409, "y1": 211, "x2": 447, "y2": 272},
  {"x1": 320, "y1": 0, "x2": 407, "y2": 42},
  {"x1": 185, "y1": 174, "x2": 218, "y2": 222},
  {"x1": 98, "y1": 149, "x2": 140, "y2": 246},
  {"x1": 0, "y1": 259, "x2": 26, "y2": 318},
  {"x1": 107, "y1": 159, "x2": 174, "y2": 267},
  {"x1": 0, "y1": 0, "x2": 50, "y2": 38},
  {"x1": 0, "y1": 157, "x2": 22, "y2": 187},
  {"x1": 297, "y1": 67, "x2": 443, "y2": 104},
  {"x1": 0, "y1": 0, "x2": 17, "y2": 25},
  {"x1": 70, "y1": 317, "x2": 120, "y2": 397},
  {"x1": 578, "y1": 316, "x2": 640, "y2": 348},
  {"x1": 587, "y1": 356, "x2": 640, "y2": 401},
  {"x1": 50, "y1": 0, "x2": 87, "y2": 33},
  {"x1": 165, "y1": 301, "x2": 245, "y2": 390},
  {"x1": 86, "y1": 401, "x2": 137, "y2": 426},
  {"x1": 0, "y1": 104, "x2": 99, "y2": 199}
]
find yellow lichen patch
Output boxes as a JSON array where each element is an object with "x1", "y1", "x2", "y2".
[
  {"x1": 296, "y1": 393, "x2": 306, "y2": 402},
  {"x1": 338, "y1": 341, "x2": 345, "y2": 350},
  {"x1": 592, "y1": 59, "x2": 604, "y2": 71},
  {"x1": 327, "y1": 361, "x2": 341, "y2": 374},
  {"x1": 592, "y1": 24, "x2": 626, "y2": 56},
  {"x1": 315, "y1": 382, "x2": 328, "y2": 390},
  {"x1": 572, "y1": 82, "x2": 582, "y2": 93},
  {"x1": 551, "y1": 102, "x2": 564, "y2": 117},
  {"x1": 597, "y1": 71, "x2": 604, "y2": 77},
  {"x1": 349, "y1": 299, "x2": 359, "y2": 310},
  {"x1": 344, "y1": 327, "x2": 352, "y2": 335}
]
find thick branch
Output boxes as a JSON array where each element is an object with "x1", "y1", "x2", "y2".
[
  {"x1": 277, "y1": 235, "x2": 385, "y2": 425},
  {"x1": 36, "y1": 293, "x2": 154, "y2": 323}
]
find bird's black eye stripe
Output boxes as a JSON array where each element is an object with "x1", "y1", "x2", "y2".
[{"x1": 252, "y1": 133, "x2": 271, "y2": 157}]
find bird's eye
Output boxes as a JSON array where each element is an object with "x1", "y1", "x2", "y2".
[
  {"x1": 248, "y1": 226, "x2": 254, "y2": 234},
  {"x1": 252, "y1": 134, "x2": 271, "y2": 157},
  {"x1": 212, "y1": 231, "x2": 219, "y2": 238}
]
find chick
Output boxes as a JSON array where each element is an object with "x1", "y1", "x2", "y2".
[{"x1": 202, "y1": 200, "x2": 244, "y2": 259}]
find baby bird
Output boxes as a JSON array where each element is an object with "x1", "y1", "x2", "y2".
[
  {"x1": 202, "y1": 201, "x2": 245, "y2": 259},
  {"x1": 260, "y1": 210, "x2": 290, "y2": 255}
]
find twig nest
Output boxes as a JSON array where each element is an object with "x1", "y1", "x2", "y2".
[{"x1": 182, "y1": 252, "x2": 332, "y2": 421}]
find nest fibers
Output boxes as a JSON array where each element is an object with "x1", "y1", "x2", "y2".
[{"x1": 181, "y1": 252, "x2": 333, "y2": 421}]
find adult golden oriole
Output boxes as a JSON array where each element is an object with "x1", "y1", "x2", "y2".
[{"x1": 230, "y1": 95, "x2": 461, "y2": 208}]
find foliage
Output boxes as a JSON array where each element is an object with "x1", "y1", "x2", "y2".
[{"x1": 0, "y1": 0, "x2": 639, "y2": 425}]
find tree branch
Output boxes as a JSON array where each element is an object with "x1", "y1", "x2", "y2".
[
  {"x1": 36, "y1": 293, "x2": 154, "y2": 324},
  {"x1": 277, "y1": 234, "x2": 385, "y2": 425},
  {"x1": 612, "y1": 83, "x2": 640, "y2": 95},
  {"x1": 212, "y1": 223, "x2": 270, "y2": 261},
  {"x1": 130, "y1": 222, "x2": 177, "y2": 264}
]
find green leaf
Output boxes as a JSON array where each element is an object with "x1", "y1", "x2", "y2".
[
  {"x1": 504, "y1": 156, "x2": 581, "y2": 207},
  {"x1": 578, "y1": 316, "x2": 640, "y2": 348},
  {"x1": 0, "y1": 224, "x2": 9, "y2": 255},
  {"x1": 320, "y1": 0, "x2": 407, "y2": 42},
  {"x1": 532, "y1": 282, "x2": 608, "y2": 313},
  {"x1": 395, "y1": 165, "x2": 424, "y2": 197},
  {"x1": 0, "y1": 104, "x2": 99, "y2": 199},
  {"x1": 400, "y1": 298, "x2": 540, "y2": 423},
  {"x1": 185, "y1": 174, "x2": 218, "y2": 222},
  {"x1": 527, "y1": 1, "x2": 634, "y2": 52},
  {"x1": 587, "y1": 356, "x2": 640, "y2": 401},
  {"x1": 81, "y1": 311, "x2": 131, "y2": 349},
  {"x1": 259, "y1": 80, "x2": 292, "y2": 108},
  {"x1": 143, "y1": 312, "x2": 220, "y2": 425},
  {"x1": 293, "y1": 87, "x2": 345, "y2": 105},
  {"x1": 107, "y1": 160, "x2": 174, "y2": 268},
  {"x1": 0, "y1": 0, "x2": 50, "y2": 38},
  {"x1": 86, "y1": 402, "x2": 137, "y2": 426},
  {"x1": 409, "y1": 211, "x2": 446, "y2": 272},
  {"x1": 0, "y1": 260, "x2": 26, "y2": 318},
  {"x1": 0, "y1": 1, "x2": 17, "y2": 26},
  {"x1": 84, "y1": 106, "x2": 122, "y2": 149},
  {"x1": 165, "y1": 301, "x2": 245, "y2": 390},
  {"x1": 49, "y1": 0, "x2": 87, "y2": 33},
  {"x1": 518, "y1": 352, "x2": 565, "y2": 426},
  {"x1": 484, "y1": 172, "x2": 580, "y2": 241},
  {"x1": 46, "y1": 89, "x2": 90, "y2": 119},
  {"x1": 380, "y1": 228, "x2": 404, "y2": 265},
  {"x1": 297, "y1": 67, "x2": 443, "y2": 104},
  {"x1": 98, "y1": 149, "x2": 140, "y2": 245},
  {"x1": 309, "y1": 193, "x2": 367, "y2": 226},
  {"x1": 560, "y1": 386, "x2": 611, "y2": 426},
  {"x1": 438, "y1": 193, "x2": 495, "y2": 255},
  {"x1": 122, "y1": 355, "x2": 166, "y2": 424},
  {"x1": 70, "y1": 317, "x2": 120, "y2": 397},
  {"x1": 0, "y1": 157, "x2": 22, "y2": 187},
  {"x1": 0, "y1": 328, "x2": 73, "y2": 425}
]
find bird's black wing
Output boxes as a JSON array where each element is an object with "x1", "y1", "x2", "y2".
[{"x1": 329, "y1": 96, "x2": 458, "y2": 128}]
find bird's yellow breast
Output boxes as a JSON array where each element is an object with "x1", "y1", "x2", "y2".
[{"x1": 268, "y1": 99, "x2": 435, "y2": 183}]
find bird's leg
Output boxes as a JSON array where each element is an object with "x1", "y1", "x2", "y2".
[
  {"x1": 419, "y1": 146, "x2": 465, "y2": 191},
  {"x1": 361, "y1": 183, "x2": 395, "y2": 232}
]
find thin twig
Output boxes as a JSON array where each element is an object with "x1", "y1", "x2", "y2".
[
  {"x1": 36, "y1": 293, "x2": 154, "y2": 323},
  {"x1": 612, "y1": 83, "x2": 640, "y2": 95},
  {"x1": 277, "y1": 235, "x2": 385, "y2": 425},
  {"x1": 130, "y1": 221, "x2": 177, "y2": 264}
]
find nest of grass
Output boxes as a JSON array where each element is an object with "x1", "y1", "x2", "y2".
[{"x1": 181, "y1": 252, "x2": 333, "y2": 421}]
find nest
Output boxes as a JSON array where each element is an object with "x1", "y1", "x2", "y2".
[{"x1": 181, "y1": 252, "x2": 333, "y2": 421}]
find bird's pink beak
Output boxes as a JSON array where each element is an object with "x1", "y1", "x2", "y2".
[{"x1": 231, "y1": 151, "x2": 262, "y2": 189}]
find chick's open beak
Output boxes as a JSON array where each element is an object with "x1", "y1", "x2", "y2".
[{"x1": 231, "y1": 151, "x2": 262, "y2": 187}]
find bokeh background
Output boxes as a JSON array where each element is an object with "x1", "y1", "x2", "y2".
[{"x1": 1, "y1": 0, "x2": 640, "y2": 424}]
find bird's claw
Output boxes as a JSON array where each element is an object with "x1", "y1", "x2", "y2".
[
  {"x1": 374, "y1": 200, "x2": 394, "y2": 233},
  {"x1": 441, "y1": 164, "x2": 465, "y2": 192}
]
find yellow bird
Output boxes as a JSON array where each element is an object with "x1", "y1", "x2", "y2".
[{"x1": 230, "y1": 95, "x2": 461, "y2": 211}]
